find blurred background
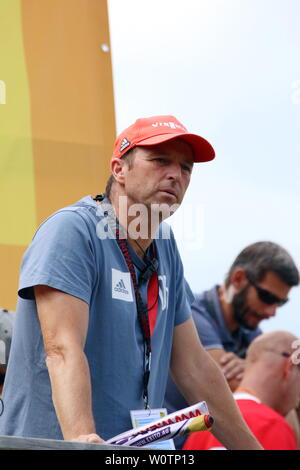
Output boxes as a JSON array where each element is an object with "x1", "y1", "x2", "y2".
[
  {"x1": 0, "y1": 0, "x2": 299, "y2": 335},
  {"x1": 108, "y1": 0, "x2": 300, "y2": 335}
]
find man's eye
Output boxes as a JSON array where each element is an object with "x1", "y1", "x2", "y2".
[{"x1": 182, "y1": 165, "x2": 192, "y2": 173}]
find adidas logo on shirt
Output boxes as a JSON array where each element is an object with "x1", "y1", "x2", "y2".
[
  {"x1": 114, "y1": 279, "x2": 129, "y2": 295},
  {"x1": 112, "y1": 269, "x2": 133, "y2": 302},
  {"x1": 120, "y1": 138, "x2": 131, "y2": 153}
]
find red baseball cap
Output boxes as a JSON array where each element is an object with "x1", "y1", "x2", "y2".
[{"x1": 112, "y1": 115, "x2": 215, "y2": 163}]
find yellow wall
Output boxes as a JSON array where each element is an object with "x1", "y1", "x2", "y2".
[{"x1": 0, "y1": 0, "x2": 116, "y2": 310}]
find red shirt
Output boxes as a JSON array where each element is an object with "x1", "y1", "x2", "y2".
[{"x1": 183, "y1": 393, "x2": 297, "y2": 450}]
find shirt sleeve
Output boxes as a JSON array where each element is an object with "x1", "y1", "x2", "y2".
[
  {"x1": 192, "y1": 297, "x2": 224, "y2": 350},
  {"x1": 174, "y1": 277, "x2": 194, "y2": 326},
  {"x1": 170, "y1": 234, "x2": 194, "y2": 326},
  {"x1": 18, "y1": 210, "x2": 97, "y2": 305}
]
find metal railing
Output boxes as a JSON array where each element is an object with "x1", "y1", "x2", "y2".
[{"x1": 0, "y1": 435, "x2": 144, "y2": 450}]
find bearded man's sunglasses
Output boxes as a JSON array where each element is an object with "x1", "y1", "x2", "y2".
[{"x1": 246, "y1": 272, "x2": 289, "y2": 307}]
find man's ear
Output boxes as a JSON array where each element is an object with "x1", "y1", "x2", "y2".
[
  {"x1": 230, "y1": 268, "x2": 248, "y2": 291},
  {"x1": 111, "y1": 158, "x2": 126, "y2": 184},
  {"x1": 282, "y1": 356, "x2": 294, "y2": 380}
]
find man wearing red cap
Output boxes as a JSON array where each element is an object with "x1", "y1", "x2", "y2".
[{"x1": 0, "y1": 115, "x2": 262, "y2": 450}]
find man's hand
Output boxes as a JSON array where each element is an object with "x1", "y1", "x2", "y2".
[
  {"x1": 70, "y1": 433, "x2": 105, "y2": 443},
  {"x1": 206, "y1": 349, "x2": 245, "y2": 391},
  {"x1": 220, "y1": 352, "x2": 245, "y2": 382},
  {"x1": 170, "y1": 319, "x2": 263, "y2": 450}
]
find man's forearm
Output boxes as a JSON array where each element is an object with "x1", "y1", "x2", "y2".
[
  {"x1": 172, "y1": 350, "x2": 262, "y2": 450},
  {"x1": 171, "y1": 319, "x2": 263, "y2": 449},
  {"x1": 46, "y1": 348, "x2": 96, "y2": 440},
  {"x1": 199, "y1": 357, "x2": 261, "y2": 449}
]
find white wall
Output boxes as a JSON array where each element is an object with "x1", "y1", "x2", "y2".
[{"x1": 108, "y1": 0, "x2": 300, "y2": 336}]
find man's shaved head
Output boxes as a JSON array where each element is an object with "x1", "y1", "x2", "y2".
[
  {"x1": 246, "y1": 330, "x2": 298, "y2": 365},
  {"x1": 240, "y1": 330, "x2": 300, "y2": 416}
]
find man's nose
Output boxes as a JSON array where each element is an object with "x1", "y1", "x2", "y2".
[{"x1": 167, "y1": 162, "x2": 182, "y2": 180}]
